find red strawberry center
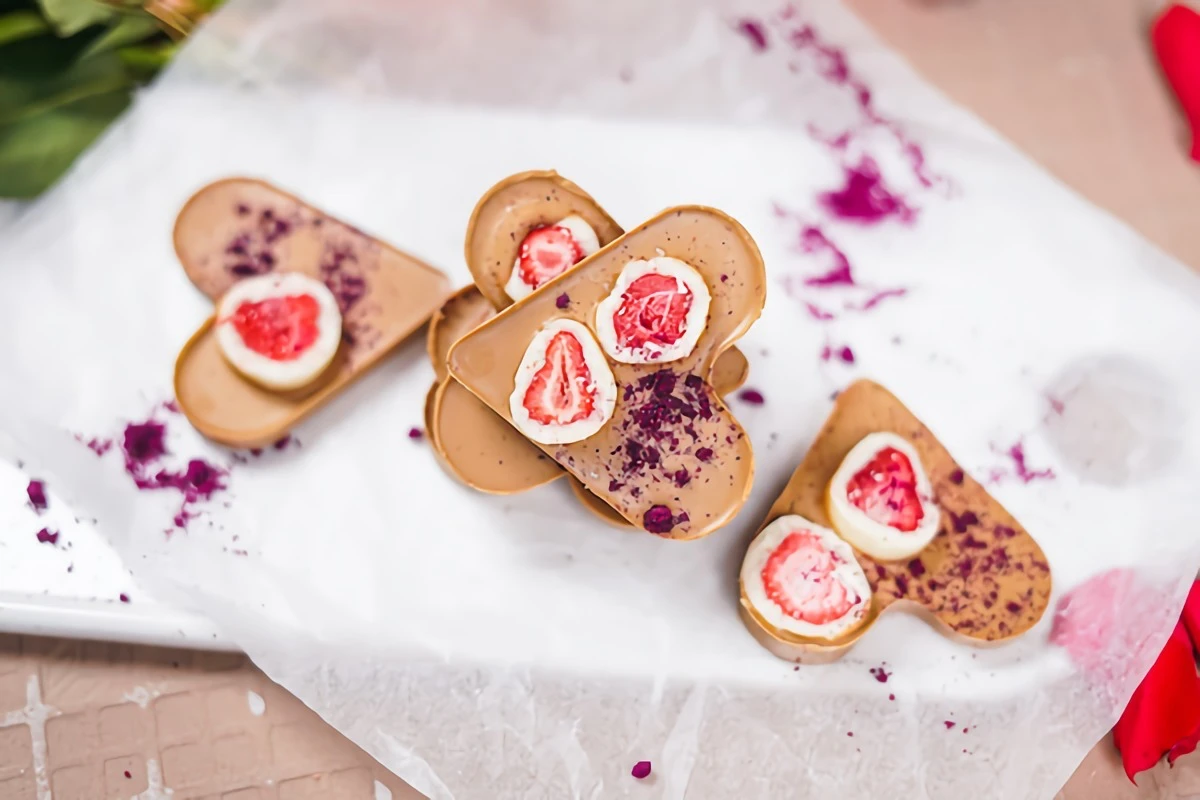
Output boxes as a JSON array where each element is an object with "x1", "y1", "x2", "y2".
[
  {"x1": 522, "y1": 331, "x2": 597, "y2": 426},
  {"x1": 230, "y1": 294, "x2": 321, "y2": 361},
  {"x1": 516, "y1": 225, "x2": 585, "y2": 290},
  {"x1": 611, "y1": 273, "x2": 693, "y2": 354},
  {"x1": 761, "y1": 530, "x2": 856, "y2": 625},
  {"x1": 845, "y1": 446, "x2": 925, "y2": 532}
]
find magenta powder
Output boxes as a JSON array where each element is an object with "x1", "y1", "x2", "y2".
[
  {"x1": 631, "y1": 761, "x2": 652, "y2": 780},
  {"x1": 734, "y1": 18, "x2": 768, "y2": 51},
  {"x1": 799, "y1": 226, "x2": 857, "y2": 287},
  {"x1": 818, "y1": 158, "x2": 916, "y2": 226},
  {"x1": 1008, "y1": 442, "x2": 1055, "y2": 483},
  {"x1": 26, "y1": 479, "x2": 47, "y2": 512}
]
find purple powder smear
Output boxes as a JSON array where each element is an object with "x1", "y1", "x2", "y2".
[
  {"x1": 631, "y1": 761, "x2": 652, "y2": 780},
  {"x1": 738, "y1": 388, "x2": 765, "y2": 405},
  {"x1": 35, "y1": 528, "x2": 59, "y2": 545},
  {"x1": 26, "y1": 480, "x2": 47, "y2": 513},
  {"x1": 798, "y1": 225, "x2": 856, "y2": 287},
  {"x1": 1008, "y1": 442, "x2": 1055, "y2": 483},
  {"x1": 991, "y1": 440, "x2": 1055, "y2": 484},
  {"x1": 818, "y1": 157, "x2": 917, "y2": 226},
  {"x1": 804, "y1": 301, "x2": 836, "y2": 321},
  {"x1": 320, "y1": 243, "x2": 368, "y2": 316},
  {"x1": 408, "y1": 427, "x2": 424, "y2": 441},
  {"x1": 555, "y1": 293, "x2": 570, "y2": 309},
  {"x1": 783, "y1": 19, "x2": 945, "y2": 189},
  {"x1": 643, "y1": 505, "x2": 675, "y2": 534},
  {"x1": 734, "y1": 18, "x2": 769, "y2": 51},
  {"x1": 851, "y1": 288, "x2": 908, "y2": 312}
]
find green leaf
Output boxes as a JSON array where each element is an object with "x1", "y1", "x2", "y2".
[
  {"x1": 0, "y1": 10, "x2": 48, "y2": 45},
  {"x1": 37, "y1": 0, "x2": 112, "y2": 37},
  {"x1": 116, "y1": 40, "x2": 176, "y2": 79},
  {"x1": 0, "y1": 50, "x2": 131, "y2": 126},
  {"x1": 78, "y1": 12, "x2": 160, "y2": 58},
  {"x1": 0, "y1": 87, "x2": 130, "y2": 198}
]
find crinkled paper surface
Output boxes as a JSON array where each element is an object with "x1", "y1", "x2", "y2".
[{"x1": 1, "y1": 0, "x2": 1199, "y2": 797}]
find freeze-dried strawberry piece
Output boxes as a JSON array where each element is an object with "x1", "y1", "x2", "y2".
[
  {"x1": 761, "y1": 531, "x2": 856, "y2": 625},
  {"x1": 845, "y1": 446, "x2": 925, "y2": 532},
  {"x1": 514, "y1": 225, "x2": 585, "y2": 291},
  {"x1": 522, "y1": 331, "x2": 596, "y2": 426}
]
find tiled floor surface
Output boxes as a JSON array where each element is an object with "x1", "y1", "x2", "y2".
[{"x1": 3, "y1": 0, "x2": 1199, "y2": 797}]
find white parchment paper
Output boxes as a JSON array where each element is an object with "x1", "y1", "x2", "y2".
[{"x1": 2, "y1": 0, "x2": 1199, "y2": 796}]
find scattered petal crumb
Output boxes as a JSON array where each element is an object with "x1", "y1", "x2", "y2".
[
  {"x1": 124, "y1": 770, "x2": 131, "y2": 779},
  {"x1": 944, "y1": 720, "x2": 956, "y2": 730},
  {"x1": 555, "y1": 292, "x2": 570, "y2": 309},
  {"x1": 35, "y1": 528, "x2": 59, "y2": 545},
  {"x1": 408, "y1": 427, "x2": 424, "y2": 441},
  {"x1": 631, "y1": 761, "x2": 652, "y2": 780},
  {"x1": 737, "y1": 388, "x2": 765, "y2": 405},
  {"x1": 888, "y1": 693, "x2": 895, "y2": 701},
  {"x1": 247, "y1": 690, "x2": 266, "y2": 716},
  {"x1": 868, "y1": 665, "x2": 890, "y2": 683},
  {"x1": 119, "y1": 593, "x2": 131, "y2": 604},
  {"x1": 26, "y1": 479, "x2": 47, "y2": 512}
]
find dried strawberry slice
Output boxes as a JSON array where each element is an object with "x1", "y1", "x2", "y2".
[
  {"x1": 515, "y1": 225, "x2": 585, "y2": 292},
  {"x1": 522, "y1": 330, "x2": 596, "y2": 425},
  {"x1": 230, "y1": 294, "x2": 321, "y2": 361},
  {"x1": 844, "y1": 446, "x2": 925, "y2": 532},
  {"x1": 612, "y1": 273, "x2": 694, "y2": 351},
  {"x1": 761, "y1": 531, "x2": 856, "y2": 625}
]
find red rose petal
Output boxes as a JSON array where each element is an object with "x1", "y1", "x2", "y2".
[
  {"x1": 1180, "y1": 580, "x2": 1200, "y2": 651},
  {"x1": 1113, "y1": 621, "x2": 1200, "y2": 782}
]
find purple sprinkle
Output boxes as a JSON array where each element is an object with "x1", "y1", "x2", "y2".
[
  {"x1": 35, "y1": 528, "x2": 59, "y2": 545},
  {"x1": 643, "y1": 505, "x2": 675, "y2": 534},
  {"x1": 737, "y1": 388, "x2": 765, "y2": 406},
  {"x1": 26, "y1": 480, "x2": 47, "y2": 512},
  {"x1": 119, "y1": 593, "x2": 131, "y2": 604},
  {"x1": 631, "y1": 761, "x2": 652, "y2": 780},
  {"x1": 695, "y1": 447, "x2": 714, "y2": 462},
  {"x1": 555, "y1": 293, "x2": 570, "y2": 309},
  {"x1": 408, "y1": 427, "x2": 424, "y2": 441},
  {"x1": 673, "y1": 469, "x2": 691, "y2": 488},
  {"x1": 1006, "y1": 601, "x2": 1023, "y2": 614},
  {"x1": 908, "y1": 558, "x2": 926, "y2": 578},
  {"x1": 734, "y1": 18, "x2": 768, "y2": 51},
  {"x1": 949, "y1": 468, "x2": 965, "y2": 485}
]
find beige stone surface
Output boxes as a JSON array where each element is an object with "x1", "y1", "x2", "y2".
[{"x1": 0, "y1": 635, "x2": 420, "y2": 799}]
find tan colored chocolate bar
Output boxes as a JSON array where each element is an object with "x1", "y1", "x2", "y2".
[
  {"x1": 465, "y1": 170, "x2": 624, "y2": 310},
  {"x1": 427, "y1": 173, "x2": 749, "y2": 526},
  {"x1": 173, "y1": 178, "x2": 451, "y2": 447},
  {"x1": 741, "y1": 379, "x2": 1052, "y2": 662},
  {"x1": 449, "y1": 206, "x2": 766, "y2": 539}
]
